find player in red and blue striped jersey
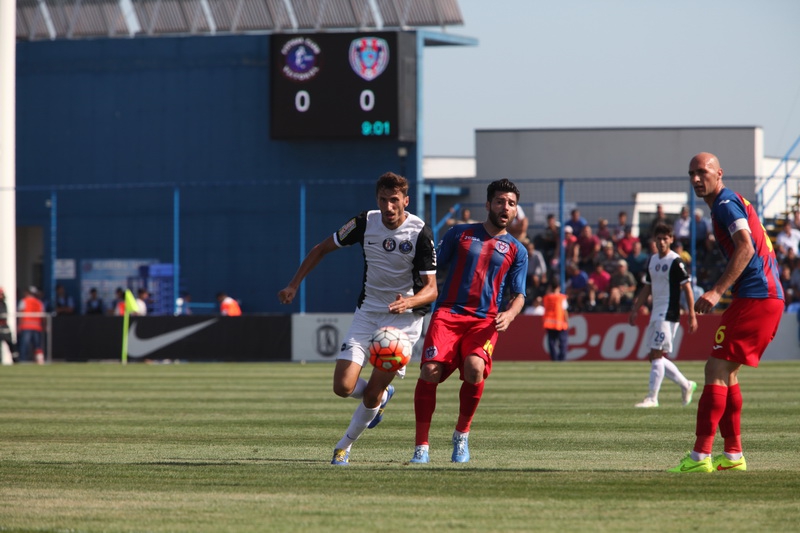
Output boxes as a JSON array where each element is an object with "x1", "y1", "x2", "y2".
[
  {"x1": 410, "y1": 179, "x2": 528, "y2": 464},
  {"x1": 669, "y1": 152, "x2": 784, "y2": 473}
]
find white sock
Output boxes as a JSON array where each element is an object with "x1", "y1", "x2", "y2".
[
  {"x1": 724, "y1": 452, "x2": 743, "y2": 461},
  {"x1": 691, "y1": 451, "x2": 710, "y2": 461},
  {"x1": 349, "y1": 377, "x2": 368, "y2": 400},
  {"x1": 454, "y1": 430, "x2": 469, "y2": 438},
  {"x1": 662, "y1": 358, "x2": 689, "y2": 389},
  {"x1": 648, "y1": 358, "x2": 665, "y2": 400},
  {"x1": 335, "y1": 401, "x2": 380, "y2": 450}
]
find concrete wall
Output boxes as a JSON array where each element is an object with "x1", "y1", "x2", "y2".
[{"x1": 475, "y1": 127, "x2": 762, "y2": 180}]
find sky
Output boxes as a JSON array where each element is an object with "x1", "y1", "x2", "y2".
[{"x1": 420, "y1": 0, "x2": 800, "y2": 159}]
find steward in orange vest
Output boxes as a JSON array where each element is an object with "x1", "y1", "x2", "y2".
[
  {"x1": 542, "y1": 280, "x2": 569, "y2": 361},
  {"x1": 18, "y1": 287, "x2": 45, "y2": 364},
  {"x1": 217, "y1": 292, "x2": 242, "y2": 316}
]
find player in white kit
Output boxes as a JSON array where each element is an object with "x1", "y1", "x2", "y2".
[
  {"x1": 278, "y1": 172, "x2": 438, "y2": 464},
  {"x1": 629, "y1": 223, "x2": 698, "y2": 408}
]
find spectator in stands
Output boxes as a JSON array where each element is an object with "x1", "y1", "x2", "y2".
[
  {"x1": 587, "y1": 262, "x2": 611, "y2": 311},
  {"x1": 612, "y1": 211, "x2": 629, "y2": 245},
  {"x1": 562, "y1": 225, "x2": 579, "y2": 268},
  {"x1": 508, "y1": 204, "x2": 530, "y2": 244},
  {"x1": 536, "y1": 213, "x2": 561, "y2": 270},
  {"x1": 627, "y1": 240, "x2": 650, "y2": 291},
  {"x1": 596, "y1": 218, "x2": 612, "y2": 247},
  {"x1": 783, "y1": 246, "x2": 798, "y2": 269},
  {"x1": 775, "y1": 219, "x2": 800, "y2": 263},
  {"x1": 84, "y1": 287, "x2": 104, "y2": 315},
  {"x1": 673, "y1": 206, "x2": 692, "y2": 248},
  {"x1": 790, "y1": 257, "x2": 800, "y2": 305},
  {"x1": 523, "y1": 295, "x2": 545, "y2": 316},
  {"x1": 52, "y1": 284, "x2": 75, "y2": 315},
  {"x1": 447, "y1": 207, "x2": 477, "y2": 226},
  {"x1": 780, "y1": 264, "x2": 793, "y2": 307},
  {"x1": 565, "y1": 208, "x2": 588, "y2": 236},
  {"x1": 789, "y1": 210, "x2": 800, "y2": 230},
  {"x1": 525, "y1": 240, "x2": 547, "y2": 304},
  {"x1": 693, "y1": 208, "x2": 714, "y2": 260},
  {"x1": 576, "y1": 224, "x2": 602, "y2": 271},
  {"x1": 110, "y1": 287, "x2": 125, "y2": 316},
  {"x1": 647, "y1": 204, "x2": 671, "y2": 244},
  {"x1": 673, "y1": 240, "x2": 692, "y2": 267},
  {"x1": 217, "y1": 292, "x2": 242, "y2": 316},
  {"x1": 599, "y1": 241, "x2": 621, "y2": 275},
  {"x1": 134, "y1": 288, "x2": 149, "y2": 316},
  {"x1": 175, "y1": 292, "x2": 193, "y2": 315},
  {"x1": 565, "y1": 261, "x2": 589, "y2": 312},
  {"x1": 608, "y1": 260, "x2": 637, "y2": 312},
  {"x1": 617, "y1": 225, "x2": 640, "y2": 259}
]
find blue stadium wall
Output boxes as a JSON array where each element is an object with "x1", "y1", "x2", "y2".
[{"x1": 16, "y1": 35, "x2": 418, "y2": 314}]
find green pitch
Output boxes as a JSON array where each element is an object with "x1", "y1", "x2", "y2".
[{"x1": 1, "y1": 361, "x2": 798, "y2": 532}]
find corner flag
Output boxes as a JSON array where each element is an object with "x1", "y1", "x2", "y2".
[{"x1": 120, "y1": 289, "x2": 138, "y2": 365}]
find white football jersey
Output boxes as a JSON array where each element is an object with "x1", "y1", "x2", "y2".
[
  {"x1": 644, "y1": 250, "x2": 690, "y2": 322},
  {"x1": 334, "y1": 210, "x2": 437, "y2": 314}
]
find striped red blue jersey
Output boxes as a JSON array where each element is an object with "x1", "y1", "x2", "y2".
[
  {"x1": 435, "y1": 223, "x2": 528, "y2": 318},
  {"x1": 711, "y1": 188, "x2": 784, "y2": 300}
]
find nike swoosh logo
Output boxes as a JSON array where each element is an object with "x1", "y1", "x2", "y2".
[
  {"x1": 713, "y1": 345, "x2": 723, "y2": 350},
  {"x1": 368, "y1": 241, "x2": 378, "y2": 245},
  {"x1": 719, "y1": 199, "x2": 731, "y2": 204},
  {"x1": 717, "y1": 463, "x2": 743, "y2": 471},
  {"x1": 128, "y1": 319, "x2": 218, "y2": 358}
]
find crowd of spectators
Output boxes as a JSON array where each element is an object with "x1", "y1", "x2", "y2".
[
  {"x1": 452, "y1": 203, "x2": 798, "y2": 314},
  {"x1": 525, "y1": 206, "x2": 731, "y2": 314}
]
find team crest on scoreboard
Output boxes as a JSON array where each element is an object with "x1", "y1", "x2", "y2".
[
  {"x1": 280, "y1": 37, "x2": 321, "y2": 81},
  {"x1": 349, "y1": 37, "x2": 390, "y2": 81}
]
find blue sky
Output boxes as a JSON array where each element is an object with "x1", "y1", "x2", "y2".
[{"x1": 420, "y1": 0, "x2": 800, "y2": 158}]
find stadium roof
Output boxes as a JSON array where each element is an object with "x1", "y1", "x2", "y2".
[{"x1": 16, "y1": 0, "x2": 466, "y2": 41}]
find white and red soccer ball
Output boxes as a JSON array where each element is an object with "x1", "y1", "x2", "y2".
[{"x1": 368, "y1": 326, "x2": 412, "y2": 372}]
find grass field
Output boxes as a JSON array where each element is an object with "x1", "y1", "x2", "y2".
[{"x1": 1, "y1": 360, "x2": 799, "y2": 532}]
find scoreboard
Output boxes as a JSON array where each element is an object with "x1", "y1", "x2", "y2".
[{"x1": 270, "y1": 31, "x2": 417, "y2": 141}]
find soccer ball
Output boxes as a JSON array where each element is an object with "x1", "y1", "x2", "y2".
[{"x1": 368, "y1": 326, "x2": 412, "y2": 372}]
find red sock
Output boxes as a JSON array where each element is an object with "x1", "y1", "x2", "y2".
[
  {"x1": 455, "y1": 380, "x2": 485, "y2": 433},
  {"x1": 414, "y1": 379, "x2": 438, "y2": 446},
  {"x1": 719, "y1": 383, "x2": 743, "y2": 454},
  {"x1": 693, "y1": 384, "x2": 728, "y2": 455}
]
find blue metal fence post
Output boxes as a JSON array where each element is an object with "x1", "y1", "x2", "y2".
[
  {"x1": 558, "y1": 179, "x2": 565, "y2": 288},
  {"x1": 49, "y1": 190, "x2": 57, "y2": 308},
  {"x1": 299, "y1": 183, "x2": 307, "y2": 314},
  {"x1": 430, "y1": 183, "x2": 438, "y2": 242},
  {"x1": 173, "y1": 186, "x2": 180, "y2": 315}
]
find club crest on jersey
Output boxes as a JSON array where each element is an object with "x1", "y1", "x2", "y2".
[
  {"x1": 383, "y1": 238, "x2": 396, "y2": 251},
  {"x1": 349, "y1": 37, "x2": 389, "y2": 81},
  {"x1": 280, "y1": 37, "x2": 321, "y2": 81},
  {"x1": 424, "y1": 346, "x2": 438, "y2": 360},
  {"x1": 495, "y1": 241, "x2": 510, "y2": 254},
  {"x1": 399, "y1": 240, "x2": 413, "y2": 254}
]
